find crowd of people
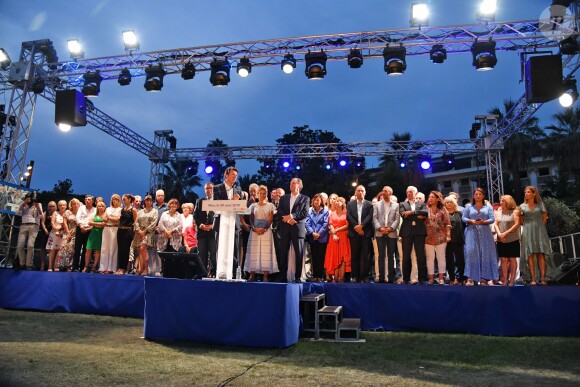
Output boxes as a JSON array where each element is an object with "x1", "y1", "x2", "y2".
[{"x1": 14, "y1": 166, "x2": 554, "y2": 286}]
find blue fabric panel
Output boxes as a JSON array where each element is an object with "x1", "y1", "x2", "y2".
[
  {"x1": 0, "y1": 269, "x2": 144, "y2": 318},
  {"x1": 301, "y1": 283, "x2": 580, "y2": 336},
  {"x1": 143, "y1": 278, "x2": 300, "y2": 347}
]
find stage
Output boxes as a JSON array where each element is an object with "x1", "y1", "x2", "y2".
[{"x1": 1, "y1": 269, "x2": 579, "y2": 348}]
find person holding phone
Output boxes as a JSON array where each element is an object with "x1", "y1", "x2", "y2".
[{"x1": 462, "y1": 187, "x2": 498, "y2": 286}]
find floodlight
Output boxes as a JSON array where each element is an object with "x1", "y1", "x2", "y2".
[
  {"x1": 430, "y1": 44, "x2": 447, "y2": 64},
  {"x1": 204, "y1": 161, "x2": 216, "y2": 175},
  {"x1": 67, "y1": 39, "x2": 84, "y2": 59},
  {"x1": 410, "y1": 3, "x2": 429, "y2": 27},
  {"x1": 59, "y1": 123, "x2": 72, "y2": 132},
  {"x1": 559, "y1": 79, "x2": 578, "y2": 107},
  {"x1": 118, "y1": 68, "x2": 132, "y2": 86},
  {"x1": 442, "y1": 153, "x2": 455, "y2": 170},
  {"x1": 144, "y1": 64, "x2": 166, "y2": 92},
  {"x1": 338, "y1": 157, "x2": 348, "y2": 168},
  {"x1": 237, "y1": 57, "x2": 252, "y2": 78},
  {"x1": 181, "y1": 62, "x2": 196, "y2": 80},
  {"x1": 0, "y1": 48, "x2": 11, "y2": 69},
  {"x1": 281, "y1": 54, "x2": 296, "y2": 74},
  {"x1": 383, "y1": 45, "x2": 407, "y2": 76},
  {"x1": 82, "y1": 71, "x2": 103, "y2": 97},
  {"x1": 282, "y1": 160, "x2": 291, "y2": 169},
  {"x1": 123, "y1": 30, "x2": 139, "y2": 52},
  {"x1": 347, "y1": 49, "x2": 364, "y2": 68},
  {"x1": 354, "y1": 156, "x2": 365, "y2": 171},
  {"x1": 305, "y1": 50, "x2": 327, "y2": 80},
  {"x1": 471, "y1": 39, "x2": 497, "y2": 71},
  {"x1": 477, "y1": 0, "x2": 497, "y2": 22},
  {"x1": 209, "y1": 58, "x2": 231, "y2": 87}
]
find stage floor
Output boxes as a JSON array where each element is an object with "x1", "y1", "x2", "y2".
[{"x1": 1, "y1": 269, "x2": 579, "y2": 342}]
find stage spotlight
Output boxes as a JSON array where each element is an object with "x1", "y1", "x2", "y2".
[
  {"x1": 305, "y1": 50, "x2": 327, "y2": 80},
  {"x1": 294, "y1": 160, "x2": 303, "y2": 171},
  {"x1": 263, "y1": 158, "x2": 274, "y2": 169},
  {"x1": 118, "y1": 68, "x2": 132, "y2": 86},
  {"x1": 470, "y1": 123, "x2": 481, "y2": 139},
  {"x1": 442, "y1": 153, "x2": 455, "y2": 170},
  {"x1": 237, "y1": 57, "x2": 252, "y2": 78},
  {"x1": 476, "y1": 0, "x2": 497, "y2": 22},
  {"x1": 31, "y1": 78, "x2": 45, "y2": 94},
  {"x1": 281, "y1": 160, "x2": 291, "y2": 169},
  {"x1": 204, "y1": 161, "x2": 216, "y2": 175},
  {"x1": 559, "y1": 79, "x2": 578, "y2": 107},
  {"x1": 210, "y1": 58, "x2": 231, "y2": 87},
  {"x1": 123, "y1": 30, "x2": 139, "y2": 52},
  {"x1": 347, "y1": 49, "x2": 364, "y2": 68},
  {"x1": 67, "y1": 39, "x2": 84, "y2": 60},
  {"x1": 354, "y1": 156, "x2": 365, "y2": 171},
  {"x1": 144, "y1": 64, "x2": 166, "y2": 92},
  {"x1": 281, "y1": 54, "x2": 296, "y2": 74},
  {"x1": 398, "y1": 157, "x2": 407, "y2": 168},
  {"x1": 420, "y1": 156, "x2": 432, "y2": 170},
  {"x1": 430, "y1": 44, "x2": 447, "y2": 64},
  {"x1": 560, "y1": 36, "x2": 579, "y2": 55},
  {"x1": 181, "y1": 62, "x2": 196, "y2": 80},
  {"x1": 324, "y1": 159, "x2": 333, "y2": 170},
  {"x1": 0, "y1": 48, "x2": 11, "y2": 70},
  {"x1": 82, "y1": 71, "x2": 103, "y2": 97},
  {"x1": 383, "y1": 45, "x2": 407, "y2": 76},
  {"x1": 410, "y1": 3, "x2": 429, "y2": 27},
  {"x1": 471, "y1": 39, "x2": 497, "y2": 71},
  {"x1": 338, "y1": 157, "x2": 348, "y2": 168}
]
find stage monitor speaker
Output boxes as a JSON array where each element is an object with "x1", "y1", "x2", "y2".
[
  {"x1": 159, "y1": 251, "x2": 207, "y2": 279},
  {"x1": 55, "y1": 89, "x2": 87, "y2": 127},
  {"x1": 525, "y1": 55, "x2": 563, "y2": 103}
]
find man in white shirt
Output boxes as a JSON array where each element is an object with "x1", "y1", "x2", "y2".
[{"x1": 73, "y1": 195, "x2": 96, "y2": 272}]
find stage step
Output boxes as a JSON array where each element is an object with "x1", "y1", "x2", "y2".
[
  {"x1": 337, "y1": 318, "x2": 361, "y2": 342},
  {"x1": 318, "y1": 305, "x2": 343, "y2": 340},
  {"x1": 300, "y1": 293, "x2": 326, "y2": 339}
]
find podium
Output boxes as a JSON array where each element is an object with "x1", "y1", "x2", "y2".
[{"x1": 202, "y1": 199, "x2": 247, "y2": 280}]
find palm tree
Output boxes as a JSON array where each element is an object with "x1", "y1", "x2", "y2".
[
  {"x1": 489, "y1": 98, "x2": 545, "y2": 202},
  {"x1": 162, "y1": 159, "x2": 202, "y2": 203},
  {"x1": 206, "y1": 138, "x2": 229, "y2": 185},
  {"x1": 545, "y1": 106, "x2": 580, "y2": 175}
]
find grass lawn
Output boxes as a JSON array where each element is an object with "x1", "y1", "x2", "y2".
[{"x1": 0, "y1": 309, "x2": 579, "y2": 386}]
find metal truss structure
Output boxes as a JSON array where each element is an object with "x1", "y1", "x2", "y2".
[{"x1": 0, "y1": 15, "x2": 578, "y2": 192}]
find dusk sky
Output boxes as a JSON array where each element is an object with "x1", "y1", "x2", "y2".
[{"x1": 0, "y1": 0, "x2": 566, "y2": 200}]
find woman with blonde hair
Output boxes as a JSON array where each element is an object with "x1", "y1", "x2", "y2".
[
  {"x1": 100, "y1": 194, "x2": 122, "y2": 274},
  {"x1": 520, "y1": 186, "x2": 552, "y2": 286},
  {"x1": 132, "y1": 195, "x2": 158, "y2": 276},
  {"x1": 46, "y1": 200, "x2": 69, "y2": 272},
  {"x1": 494, "y1": 195, "x2": 521, "y2": 286},
  {"x1": 55, "y1": 198, "x2": 81, "y2": 271},
  {"x1": 324, "y1": 196, "x2": 351, "y2": 282}
]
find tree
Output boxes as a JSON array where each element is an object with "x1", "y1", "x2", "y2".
[
  {"x1": 488, "y1": 98, "x2": 544, "y2": 202},
  {"x1": 37, "y1": 178, "x2": 78, "y2": 205},
  {"x1": 378, "y1": 131, "x2": 431, "y2": 199},
  {"x1": 545, "y1": 106, "x2": 580, "y2": 176},
  {"x1": 256, "y1": 125, "x2": 360, "y2": 197},
  {"x1": 543, "y1": 197, "x2": 580, "y2": 237},
  {"x1": 237, "y1": 173, "x2": 260, "y2": 192},
  {"x1": 53, "y1": 179, "x2": 74, "y2": 196},
  {"x1": 205, "y1": 138, "x2": 234, "y2": 185},
  {"x1": 161, "y1": 159, "x2": 202, "y2": 203}
]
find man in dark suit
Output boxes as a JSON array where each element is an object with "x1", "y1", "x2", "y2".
[
  {"x1": 212, "y1": 167, "x2": 243, "y2": 278},
  {"x1": 270, "y1": 187, "x2": 284, "y2": 270},
  {"x1": 346, "y1": 185, "x2": 374, "y2": 283},
  {"x1": 399, "y1": 185, "x2": 428, "y2": 284},
  {"x1": 194, "y1": 182, "x2": 217, "y2": 277},
  {"x1": 373, "y1": 186, "x2": 400, "y2": 283},
  {"x1": 278, "y1": 178, "x2": 309, "y2": 282}
]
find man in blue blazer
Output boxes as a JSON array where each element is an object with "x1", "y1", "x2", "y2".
[
  {"x1": 278, "y1": 178, "x2": 309, "y2": 282},
  {"x1": 373, "y1": 186, "x2": 400, "y2": 283},
  {"x1": 347, "y1": 185, "x2": 374, "y2": 283},
  {"x1": 399, "y1": 185, "x2": 428, "y2": 284}
]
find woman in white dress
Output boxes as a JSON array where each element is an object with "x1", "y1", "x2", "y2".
[
  {"x1": 99, "y1": 194, "x2": 122, "y2": 274},
  {"x1": 244, "y1": 185, "x2": 278, "y2": 282}
]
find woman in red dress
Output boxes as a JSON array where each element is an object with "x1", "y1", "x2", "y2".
[{"x1": 324, "y1": 196, "x2": 351, "y2": 282}]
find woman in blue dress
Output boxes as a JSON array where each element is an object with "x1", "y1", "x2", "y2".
[
  {"x1": 462, "y1": 187, "x2": 498, "y2": 286},
  {"x1": 520, "y1": 186, "x2": 552, "y2": 286}
]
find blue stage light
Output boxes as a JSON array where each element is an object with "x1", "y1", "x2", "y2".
[
  {"x1": 420, "y1": 160, "x2": 431, "y2": 170},
  {"x1": 282, "y1": 161, "x2": 290, "y2": 169},
  {"x1": 204, "y1": 165, "x2": 214, "y2": 174},
  {"x1": 338, "y1": 158, "x2": 348, "y2": 167}
]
